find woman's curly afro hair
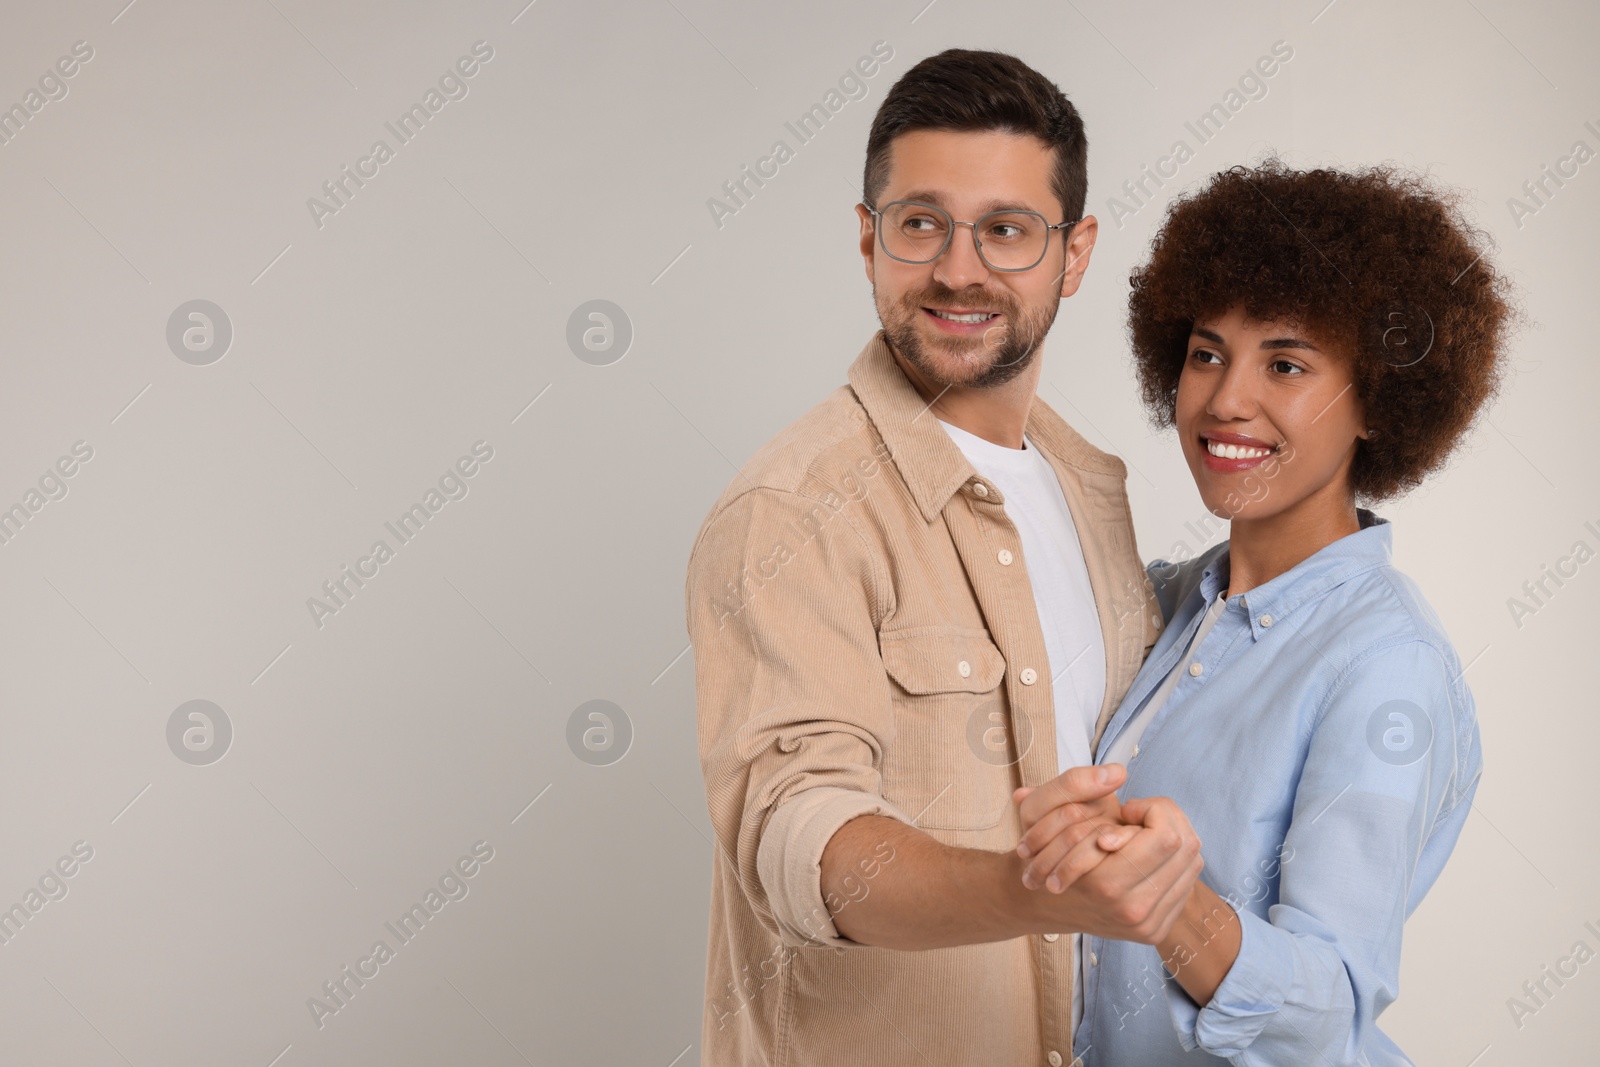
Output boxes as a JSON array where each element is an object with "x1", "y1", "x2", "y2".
[{"x1": 1127, "y1": 157, "x2": 1518, "y2": 501}]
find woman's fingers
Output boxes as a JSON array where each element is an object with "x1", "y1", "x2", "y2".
[
  {"x1": 1039, "y1": 821, "x2": 1134, "y2": 892},
  {"x1": 1018, "y1": 792, "x2": 1114, "y2": 859},
  {"x1": 1022, "y1": 814, "x2": 1118, "y2": 889}
]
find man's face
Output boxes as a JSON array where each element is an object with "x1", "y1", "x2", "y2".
[{"x1": 857, "y1": 129, "x2": 1095, "y2": 390}]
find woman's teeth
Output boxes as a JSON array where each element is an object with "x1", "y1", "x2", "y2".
[
  {"x1": 1206, "y1": 440, "x2": 1275, "y2": 459},
  {"x1": 930, "y1": 309, "x2": 996, "y2": 323}
]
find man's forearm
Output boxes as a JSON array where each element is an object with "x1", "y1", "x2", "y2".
[{"x1": 819, "y1": 814, "x2": 1051, "y2": 950}]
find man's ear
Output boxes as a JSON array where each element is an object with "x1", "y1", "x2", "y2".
[
  {"x1": 1056, "y1": 215, "x2": 1099, "y2": 299},
  {"x1": 856, "y1": 203, "x2": 876, "y2": 284}
]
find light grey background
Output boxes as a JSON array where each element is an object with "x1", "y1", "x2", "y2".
[{"x1": 0, "y1": 0, "x2": 1593, "y2": 1063}]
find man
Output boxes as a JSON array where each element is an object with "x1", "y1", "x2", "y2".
[{"x1": 684, "y1": 49, "x2": 1202, "y2": 1067}]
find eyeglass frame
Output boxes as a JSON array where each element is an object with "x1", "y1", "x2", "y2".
[{"x1": 861, "y1": 199, "x2": 1081, "y2": 273}]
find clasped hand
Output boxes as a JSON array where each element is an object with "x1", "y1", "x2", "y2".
[{"x1": 1011, "y1": 763, "x2": 1203, "y2": 945}]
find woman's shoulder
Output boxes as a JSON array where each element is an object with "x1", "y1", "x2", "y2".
[
  {"x1": 1145, "y1": 540, "x2": 1230, "y2": 623},
  {"x1": 1308, "y1": 557, "x2": 1463, "y2": 668},
  {"x1": 1293, "y1": 558, "x2": 1481, "y2": 786},
  {"x1": 1302, "y1": 560, "x2": 1482, "y2": 815}
]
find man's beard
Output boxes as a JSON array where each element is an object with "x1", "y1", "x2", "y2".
[{"x1": 875, "y1": 279, "x2": 1059, "y2": 390}]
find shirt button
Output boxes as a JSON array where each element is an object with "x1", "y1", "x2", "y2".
[
  {"x1": 1043, "y1": 932, "x2": 1059, "y2": 942},
  {"x1": 957, "y1": 659, "x2": 971, "y2": 678},
  {"x1": 1020, "y1": 667, "x2": 1038, "y2": 685},
  {"x1": 1049, "y1": 1052, "x2": 1064, "y2": 1067},
  {"x1": 1151, "y1": 613, "x2": 1162, "y2": 629},
  {"x1": 998, "y1": 548, "x2": 1013, "y2": 565},
  {"x1": 1188, "y1": 661, "x2": 1203, "y2": 677},
  {"x1": 973, "y1": 481, "x2": 989, "y2": 497},
  {"x1": 1090, "y1": 950, "x2": 1099, "y2": 966},
  {"x1": 1260, "y1": 614, "x2": 1274, "y2": 627},
  {"x1": 1131, "y1": 743, "x2": 1140, "y2": 759}
]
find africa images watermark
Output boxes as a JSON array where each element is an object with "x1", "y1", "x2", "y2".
[
  {"x1": 705, "y1": 40, "x2": 895, "y2": 230},
  {"x1": 1110, "y1": 442, "x2": 1300, "y2": 633},
  {"x1": 708, "y1": 836, "x2": 897, "y2": 1031},
  {"x1": 1505, "y1": 917, "x2": 1600, "y2": 1031},
  {"x1": 1505, "y1": 518, "x2": 1600, "y2": 630},
  {"x1": 306, "y1": 440, "x2": 495, "y2": 630},
  {"x1": 306, "y1": 40, "x2": 495, "y2": 229},
  {"x1": 1506, "y1": 118, "x2": 1599, "y2": 230},
  {"x1": 0, "y1": 841, "x2": 95, "y2": 948},
  {"x1": 307, "y1": 839, "x2": 496, "y2": 1030},
  {"x1": 711, "y1": 417, "x2": 894, "y2": 630},
  {"x1": 0, "y1": 39, "x2": 94, "y2": 149},
  {"x1": 1105, "y1": 39, "x2": 1294, "y2": 230},
  {"x1": 0, "y1": 440, "x2": 95, "y2": 549},
  {"x1": 1104, "y1": 842, "x2": 1296, "y2": 1031}
]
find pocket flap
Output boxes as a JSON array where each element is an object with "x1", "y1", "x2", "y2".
[{"x1": 879, "y1": 627, "x2": 1006, "y2": 695}]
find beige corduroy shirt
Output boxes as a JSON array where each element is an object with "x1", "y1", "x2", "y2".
[{"x1": 685, "y1": 331, "x2": 1161, "y2": 1067}]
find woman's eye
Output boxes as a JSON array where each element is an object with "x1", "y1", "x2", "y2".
[
  {"x1": 1271, "y1": 359, "x2": 1304, "y2": 375},
  {"x1": 1190, "y1": 348, "x2": 1222, "y2": 364}
]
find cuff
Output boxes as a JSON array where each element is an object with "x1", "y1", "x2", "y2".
[
  {"x1": 1165, "y1": 905, "x2": 1295, "y2": 1056},
  {"x1": 755, "y1": 785, "x2": 913, "y2": 950}
]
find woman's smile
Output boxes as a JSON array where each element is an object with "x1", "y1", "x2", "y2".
[{"x1": 1198, "y1": 430, "x2": 1284, "y2": 472}]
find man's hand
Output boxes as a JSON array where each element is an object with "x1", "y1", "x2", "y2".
[
  {"x1": 811, "y1": 770, "x2": 1201, "y2": 951},
  {"x1": 1012, "y1": 764, "x2": 1132, "y2": 892},
  {"x1": 1009, "y1": 764, "x2": 1204, "y2": 945}
]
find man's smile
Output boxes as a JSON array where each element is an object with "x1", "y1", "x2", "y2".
[{"x1": 922, "y1": 306, "x2": 1004, "y2": 333}]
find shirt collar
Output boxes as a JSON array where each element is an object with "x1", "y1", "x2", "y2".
[
  {"x1": 1197, "y1": 509, "x2": 1394, "y2": 639},
  {"x1": 846, "y1": 330, "x2": 1126, "y2": 524}
]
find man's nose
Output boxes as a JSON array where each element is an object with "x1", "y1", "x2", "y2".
[{"x1": 933, "y1": 222, "x2": 992, "y2": 290}]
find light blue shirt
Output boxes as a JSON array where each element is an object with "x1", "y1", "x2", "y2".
[{"x1": 1076, "y1": 510, "x2": 1482, "y2": 1066}]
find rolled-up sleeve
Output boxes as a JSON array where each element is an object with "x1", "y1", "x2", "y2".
[
  {"x1": 686, "y1": 486, "x2": 913, "y2": 950},
  {"x1": 1162, "y1": 638, "x2": 1479, "y2": 1063}
]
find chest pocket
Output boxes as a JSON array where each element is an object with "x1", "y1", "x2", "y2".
[{"x1": 878, "y1": 627, "x2": 1016, "y2": 832}]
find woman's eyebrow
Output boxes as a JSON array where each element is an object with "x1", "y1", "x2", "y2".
[
  {"x1": 1189, "y1": 326, "x2": 1320, "y2": 352},
  {"x1": 1260, "y1": 337, "x2": 1320, "y2": 351}
]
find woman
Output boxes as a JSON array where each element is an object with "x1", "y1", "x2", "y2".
[{"x1": 1014, "y1": 159, "x2": 1515, "y2": 1064}]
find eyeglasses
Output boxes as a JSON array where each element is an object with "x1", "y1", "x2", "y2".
[{"x1": 862, "y1": 200, "x2": 1079, "y2": 273}]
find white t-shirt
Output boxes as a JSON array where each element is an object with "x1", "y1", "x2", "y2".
[{"x1": 937, "y1": 417, "x2": 1107, "y2": 1031}]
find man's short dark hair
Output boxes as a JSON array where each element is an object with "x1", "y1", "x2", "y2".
[{"x1": 863, "y1": 48, "x2": 1088, "y2": 223}]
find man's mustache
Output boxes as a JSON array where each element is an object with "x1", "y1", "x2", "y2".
[
  {"x1": 901, "y1": 284, "x2": 1034, "y2": 363},
  {"x1": 902, "y1": 284, "x2": 1019, "y2": 318}
]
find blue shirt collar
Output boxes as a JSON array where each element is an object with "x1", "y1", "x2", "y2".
[{"x1": 1199, "y1": 508, "x2": 1393, "y2": 640}]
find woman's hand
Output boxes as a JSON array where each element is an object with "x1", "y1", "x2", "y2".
[
  {"x1": 1014, "y1": 767, "x2": 1202, "y2": 908},
  {"x1": 1013, "y1": 764, "x2": 1141, "y2": 892}
]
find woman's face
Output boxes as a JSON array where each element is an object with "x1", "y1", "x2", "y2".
[{"x1": 1175, "y1": 305, "x2": 1368, "y2": 524}]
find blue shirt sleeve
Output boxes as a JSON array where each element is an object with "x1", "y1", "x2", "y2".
[{"x1": 1161, "y1": 638, "x2": 1481, "y2": 1063}]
